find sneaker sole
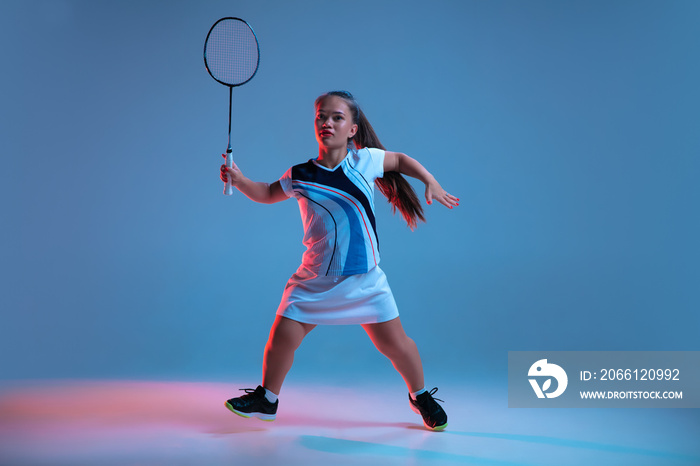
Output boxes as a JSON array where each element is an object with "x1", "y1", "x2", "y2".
[
  {"x1": 410, "y1": 402, "x2": 447, "y2": 431},
  {"x1": 225, "y1": 401, "x2": 276, "y2": 421}
]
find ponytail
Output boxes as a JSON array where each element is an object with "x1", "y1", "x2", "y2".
[{"x1": 317, "y1": 91, "x2": 426, "y2": 230}]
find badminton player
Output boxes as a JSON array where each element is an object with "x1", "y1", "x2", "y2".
[{"x1": 220, "y1": 91, "x2": 459, "y2": 431}]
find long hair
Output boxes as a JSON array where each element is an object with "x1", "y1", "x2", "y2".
[{"x1": 316, "y1": 91, "x2": 425, "y2": 230}]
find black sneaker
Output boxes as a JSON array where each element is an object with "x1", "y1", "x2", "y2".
[
  {"x1": 225, "y1": 385, "x2": 278, "y2": 421},
  {"x1": 409, "y1": 387, "x2": 448, "y2": 431}
]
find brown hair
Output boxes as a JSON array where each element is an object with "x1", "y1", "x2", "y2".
[{"x1": 315, "y1": 91, "x2": 425, "y2": 230}]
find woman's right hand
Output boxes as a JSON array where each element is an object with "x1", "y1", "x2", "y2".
[{"x1": 220, "y1": 153, "x2": 244, "y2": 186}]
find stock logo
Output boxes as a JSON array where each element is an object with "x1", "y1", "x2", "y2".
[{"x1": 528, "y1": 359, "x2": 568, "y2": 398}]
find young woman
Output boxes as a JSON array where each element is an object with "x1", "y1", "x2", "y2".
[{"x1": 221, "y1": 91, "x2": 459, "y2": 431}]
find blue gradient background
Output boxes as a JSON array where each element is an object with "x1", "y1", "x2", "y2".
[{"x1": 1, "y1": 0, "x2": 698, "y2": 385}]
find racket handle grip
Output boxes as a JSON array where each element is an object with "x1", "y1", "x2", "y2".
[{"x1": 224, "y1": 151, "x2": 234, "y2": 196}]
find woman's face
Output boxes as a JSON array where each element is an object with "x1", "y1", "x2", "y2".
[{"x1": 315, "y1": 96, "x2": 358, "y2": 149}]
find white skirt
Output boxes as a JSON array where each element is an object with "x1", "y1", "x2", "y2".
[{"x1": 276, "y1": 266, "x2": 399, "y2": 325}]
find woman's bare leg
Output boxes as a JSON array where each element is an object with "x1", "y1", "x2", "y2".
[
  {"x1": 362, "y1": 317, "x2": 425, "y2": 392},
  {"x1": 262, "y1": 316, "x2": 316, "y2": 395}
]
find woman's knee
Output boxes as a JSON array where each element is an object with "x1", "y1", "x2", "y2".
[
  {"x1": 268, "y1": 317, "x2": 313, "y2": 352},
  {"x1": 375, "y1": 334, "x2": 415, "y2": 360}
]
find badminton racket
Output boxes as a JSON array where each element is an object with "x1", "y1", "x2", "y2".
[{"x1": 204, "y1": 17, "x2": 260, "y2": 195}]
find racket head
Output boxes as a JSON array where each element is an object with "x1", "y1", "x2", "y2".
[{"x1": 204, "y1": 17, "x2": 260, "y2": 87}]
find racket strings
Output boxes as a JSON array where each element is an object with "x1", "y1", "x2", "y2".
[{"x1": 205, "y1": 20, "x2": 259, "y2": 85}]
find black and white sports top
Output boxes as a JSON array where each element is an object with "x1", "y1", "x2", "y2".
[{"x1": 279, "y1": 148, "x2": 385, "y2": 277}]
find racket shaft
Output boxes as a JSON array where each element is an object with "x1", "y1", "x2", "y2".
[{"x1": 224, "y1": 87, "x2": 234, "y2": 196}]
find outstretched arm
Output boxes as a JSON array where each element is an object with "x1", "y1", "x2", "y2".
[
  {"x1": 383, "y1": 151, "x2": 459, "y2": 209},
  {"x1": 220, "y1": 155, "x2": 288, "y2": 204}
]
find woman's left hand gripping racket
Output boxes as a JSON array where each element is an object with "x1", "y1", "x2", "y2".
[{"x1": 204, "y1": 17, "x2": 260, "y2": 195}]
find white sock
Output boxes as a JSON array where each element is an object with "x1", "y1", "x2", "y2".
[
  {"x1": 264, "y1": 387, "x2": 278, "y2": 403},
  {"x1": 410, "y1": 387, "x2": 426, "y2": 400}
]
